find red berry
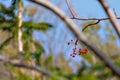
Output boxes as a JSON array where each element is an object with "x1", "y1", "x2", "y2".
[
  {"x1": 70, "y1": 54, "x2": 73, "y2": 56},
  {"x1": 84, "y1": 49, "x2": 88, "y2": 52},
  {"x1": 79, "y1": 48, "x2": 81, "y2": 50},
  {"x1": 73, "y1": 53, "x2": 77, "y2": 55},
  {"x1": 68, "y1": 42, "x2": 70, "y2": 45},
  {"x1": 79, "y1": 49, "x2": 81, "y2": 51},
  {"x1": 72, "y1": 55, "x2": 75, "y2": 58},
  {"x1": 73, "y1": 50, "x2": 76, "y2": 52},
  {"x1": 71, "y1": 40, "x2": 73, "y2": 42},
  {"x1": 79, "y1": 53, "x2": 82, "y2": 55},
  {"x1": 73, "y1": 48, "x2": 76, "y2": 50},
  {"x1": 78, "y1": 50, "x2": 80, "y2": 52}
]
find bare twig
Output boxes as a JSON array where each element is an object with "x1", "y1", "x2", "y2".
[
  {"x1": 65, "y1": 0, "x2": 78, "y2": 18},
  {"x1": 75, "y1": 39, "x2": 78, "y2": 45},
  {"x1": 82, "y1": 20, "x2": 101, "y2": 31},
  {"x1": 71, "y1": 17, "x2": 120, "y2": 20},
  {"x1": 113, "y1": 8, "x2": 117, "y2": 17},
  {"x1": 0, "y1": 56, "x2": 50, "y2": 76},
  {"x1": 12, "y1": 0, "x2": 16, "y2": 5},
  {"x1": 30, "y1": 0, "x2": 120, "y2": 77},
  {"x1": 99, "y1": 0, "x2": 120, "y2": 38}
]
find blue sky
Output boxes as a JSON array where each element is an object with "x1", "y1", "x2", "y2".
[{"x1": 70, "y1": 0, "x2": 120, "y2": 18}]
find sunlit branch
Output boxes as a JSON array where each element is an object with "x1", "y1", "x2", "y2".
[
  {"x1": 18, "y1": 0, "x2": 23, "y2": 55},
  {"x1": 99, "y1": 0, "x2": 120, "y2": 38},
  {"x1": 30, "y1": 0, "x2": 120, "y2": 77}
]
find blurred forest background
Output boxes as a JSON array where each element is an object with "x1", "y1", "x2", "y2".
[{"x1": 0, "y1": 0, "x2": 120, "y2": 80}]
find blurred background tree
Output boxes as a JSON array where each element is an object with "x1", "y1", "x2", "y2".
[{"x1": 0, "y1": 0, "x2": 120, "y2": 80}]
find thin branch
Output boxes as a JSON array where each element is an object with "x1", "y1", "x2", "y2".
[
  {"x1": 71, "y1": 17, "x2": 120, "y2": 20},
  {"x1": 30, "y1": 0, "x2": 120, "y2": 77},
  {"x1": 65, "y1": 0, "x2": 120, "y2": 21},
  {"x1": 82, "y1": 20, "x2": 101, "y2": 31},
  {"x1": 0, "y1": 56, "x2": 50, "y2": 76},
  {"x1": 75, "y1": 39, "x2": 78, "y2": 45},
  {"x1": 12, "y1": 0, "x2": 16, "y2": 5},
  {"x1": 65, "y1": 0, "x2": 120, "y2": 32},
  {"x1": 99, "y1": 0, "x2": 120, "y2": 38},
  {"x1": 65, "y1": 0, "x2": 78, "y2": 18},
  {"x1": 113, "y1": 8, "x2": 117, "y2": 17}
]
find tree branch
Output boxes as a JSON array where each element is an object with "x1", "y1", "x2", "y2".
[
  {"x1": 0, "y1": 56, "x2": 50, "y2": 76},
  {"x1": 30, "y1": 0, "x2": 120, "y2": 77},
  {"x1": 71, "y1": 17, "x2": 120, "y2": 20},
  {"x1": 65, "y1": 0, "x2": 78, "y2": 18},
  {"x1": 18, "y1": 0, "x2": 23, "y2": 56},
  {"x1": 99, "y1": 0, "x2": 120, "y2": 38}
]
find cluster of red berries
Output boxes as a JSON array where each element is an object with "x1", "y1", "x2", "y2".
[{"x1": 68, "y1": 39, "x2": 88, "y2": 58}]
